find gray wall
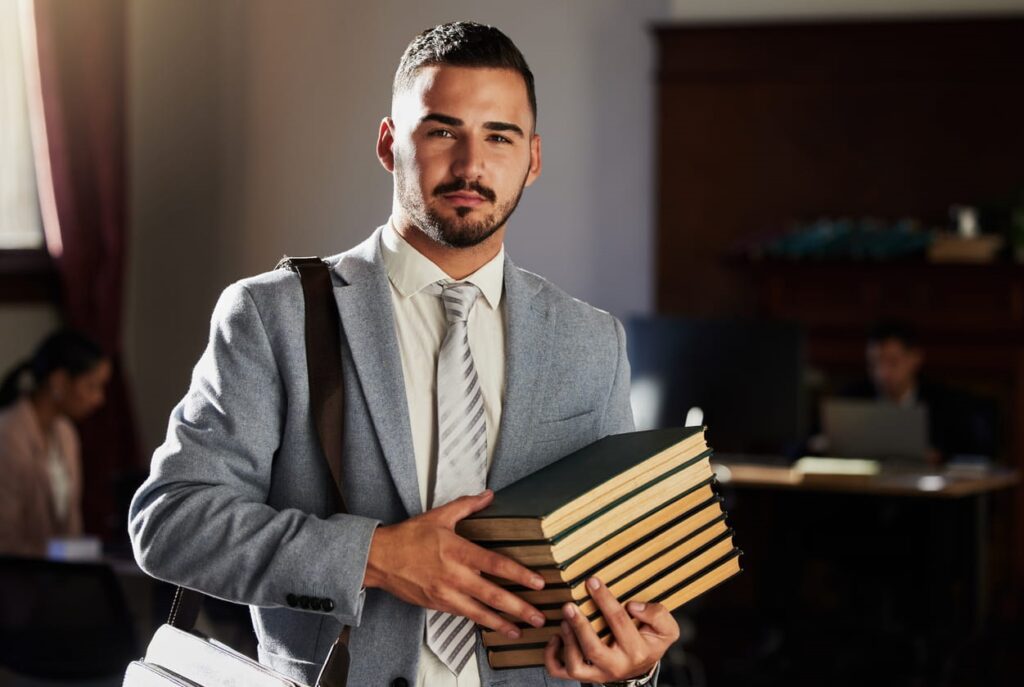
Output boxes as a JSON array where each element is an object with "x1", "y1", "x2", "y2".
[
  {"x1": 126, "y1": 0, "x2": 668, "y2": 452},
  {"x1": 8, "y1": 0, "x2": 1024, "y2": 452},
  {"x1": 121, "y1": 0, "x2": 1024, "y2": 455}
]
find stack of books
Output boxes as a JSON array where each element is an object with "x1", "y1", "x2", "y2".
[{"x1": 456, "y1": 427, "x2": 741, "y2": 669}]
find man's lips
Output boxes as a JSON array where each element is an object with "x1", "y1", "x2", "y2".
[{"x1": 442, "y1": 192, "x2": 487, "y2": 207}]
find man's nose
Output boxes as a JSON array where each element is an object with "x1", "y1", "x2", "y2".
[{"x1": 450, "y1": 135, "x2": 484, "y2": 180}]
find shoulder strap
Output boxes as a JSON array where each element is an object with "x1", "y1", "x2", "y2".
[
  {"x1": 169, "y1": 256, "x2": 351, "y2": 687},
  {"x1": 278, "y1": 256, "x2": 352, "y2": 687},
  {"x1": 276, "y1": 256, "x2": 347, "y2": 513}
]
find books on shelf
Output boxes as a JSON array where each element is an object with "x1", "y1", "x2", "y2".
[{"x1": 455, "y1": 427, "x2": 742, "y2": 669}]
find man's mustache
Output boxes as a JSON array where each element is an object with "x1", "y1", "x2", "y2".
[{"x1": 433, "y1": 179, "x2": 497, "y2": 203}]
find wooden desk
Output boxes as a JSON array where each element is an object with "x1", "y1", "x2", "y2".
[
  {"x1": 712, "y1": 455, "x2": 1018, "y2": 638},
  {"x1": 712, "y1": 456, "x2": 1020, "y2": 498}
]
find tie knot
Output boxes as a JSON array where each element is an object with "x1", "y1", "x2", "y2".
[{"x1": 440, "y1": 281, "x2": 481, "y2": 324}]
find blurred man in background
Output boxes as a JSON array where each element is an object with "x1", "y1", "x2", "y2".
[{"x1": 842, "y1": 321, "x2": 996, "y2": 463}]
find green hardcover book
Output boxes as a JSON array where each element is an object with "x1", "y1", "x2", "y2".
[
  {"x1": 456, "y1": 427, "x2": 708, "y2": 542},
  {"x1": 495, "y1": 494, "x2": 727, "y2": 605},
  {"x1": 485, "y1": 549, "x2": 743, "y2": 668},
  {"x1": 485, "y1": 477, "x2": 721, "y2": 590},
  {"x1": 482, "y1": 451, "x2": 715, "y2": 566},
  {"x1": 482, "y1": 529, "x2": 739, "y2": 646}
]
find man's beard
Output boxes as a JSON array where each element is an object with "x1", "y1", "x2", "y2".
[{"x1": 395, "y1": 162, "x2": 528, "y2": 249}]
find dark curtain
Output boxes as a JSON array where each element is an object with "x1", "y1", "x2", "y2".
[{"x1": 32, "y1": 0, "x2": 140, "y2": 545}]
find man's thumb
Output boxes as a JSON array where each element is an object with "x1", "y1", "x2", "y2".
[{"x1": 438, "y1": 489, "x2": 493, "y2": 526}]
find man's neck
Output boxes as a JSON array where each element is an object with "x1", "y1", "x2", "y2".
[{"x1": 390, "y1": 215, "x2": 504, "y2": 281}]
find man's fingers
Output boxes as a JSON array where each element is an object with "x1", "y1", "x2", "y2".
[
  {"x1": 442, "y1": 593, "x2": 523, "y2": 640},
  {"x1": 586, "y1": 577, "x2": 645, "y2": 656},
  {"x1": 468, "y1": 542, "x2": 545, "y2": 590},
  {"x1": 543, "y1": 635, "x2": 571, "y2": 680},
  {"x1": 562, "y1": 602, "x2": 613, "y2": 667},
  {"x1": 463, "y1": 574, "x2": 546, "y2": 628},
  {"x1": 560, "y1": 619, "x2": 608, "y2": 683},
  {"x1": 627, "y1": 600, "x2": 679, "y2": 640},
  {"x1": 434, "y1": 490, "x2": 493, "y2": 527}
]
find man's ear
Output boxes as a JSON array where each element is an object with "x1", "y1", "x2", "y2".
[
  {"x1": 524, "y1": 132, "x2": 542, "y2": 187},
  {"x1": 377, "y1": 117, "x2": 396, "y2": 173}
]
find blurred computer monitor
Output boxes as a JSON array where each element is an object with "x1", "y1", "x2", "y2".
[{"x1": 626, "y1": 316, "x2": 805, "y2": 454}]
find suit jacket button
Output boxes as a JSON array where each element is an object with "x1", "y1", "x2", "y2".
[
  {"x1": 299, "y1": 595, "x2": 311, "y2": 609},
  {"x1": 310, "y1": 597, "x2": 322, "y2": 611},
  {"x1": 286, "y1": 594, "x2": 298, "y2": 607},
  {"x1": 322, "y1": 598, "x2": 335, "y2": 612},
  {"x1": 391, "y1": 679, "x2": 408, "y2": 687}
]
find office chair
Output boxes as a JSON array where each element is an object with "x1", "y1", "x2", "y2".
[{"x1": 0, "y1": 555, "x2": 138, "y2": 681}]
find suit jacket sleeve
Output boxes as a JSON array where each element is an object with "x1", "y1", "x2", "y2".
[
  {"x1": 128, "y1": 282, "x2": 380, "y2": 626},
  {"x1": 601, "y1": 315, "x2": 636, "y2": 437}
]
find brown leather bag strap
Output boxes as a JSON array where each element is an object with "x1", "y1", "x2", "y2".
[
  {"x1": 314, "y1": 626, "x2": 352, "y2": 687},
  {"x1": 278, "y1": 256, "x2": 351, "y2": 687},
  {"x1": 168, "y1": 256, "x2": 351, "y2": 686},
  {"x1": 280, "y1": 256, "x2": 348, "y2": 513}
]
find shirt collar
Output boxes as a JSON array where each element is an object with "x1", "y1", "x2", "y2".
[{"x1": 380, "y1": 219, "x2": 504, "y2": 310}]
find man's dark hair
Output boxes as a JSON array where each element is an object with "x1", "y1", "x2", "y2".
[
  {"x1": 868, "y1": 320, "x2": 919, "y2": 349},
  {"x1": 393, "y1": 21, "x2": 537, "y2": 124}
]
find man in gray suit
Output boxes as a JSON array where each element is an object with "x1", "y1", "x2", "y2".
[{"x1": 130, "y1": 22, "x2": 677, "y2": 687}]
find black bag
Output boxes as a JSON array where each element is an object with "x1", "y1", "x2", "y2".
[{"x1": 124, "y1": 257, "x2": 351, "y2": 687}]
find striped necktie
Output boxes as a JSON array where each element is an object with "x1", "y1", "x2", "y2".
[{"x1": 426, "y1": 281, "x2": 487, "y2": 675}]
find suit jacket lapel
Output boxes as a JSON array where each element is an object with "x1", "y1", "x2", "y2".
[
  {"x1": 329, "y1": 232, "x2": 556, "y2": 514},
  {"x1": 331, "y1": 227, "x2": 422, "y2": 518},
  {"x1": 488, "y1": 256, "x2": 557, "y2": 491}
]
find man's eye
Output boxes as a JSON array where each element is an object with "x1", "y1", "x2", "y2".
[
  {"x1": 489, "y1": 134, "x2": 512, "y2": 144},
  {"x1": 429, "y1": 129, "x2": 454, "y2": 138}
]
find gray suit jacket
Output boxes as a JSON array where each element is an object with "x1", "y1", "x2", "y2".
[{"x1": 129, "y1": 226, "x2": 639, "y2": 686}]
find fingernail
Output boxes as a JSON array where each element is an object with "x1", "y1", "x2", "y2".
[
  {"x1": 563, "y1": 603, "x2": 577, "y2": 619},
  {"x1": 506, "y1": 627, "x2": 521, "y2": 640},
  {"x1": 531, "y1": 576, "x2": 545, "y2": 589},
  {"x1": 587, "y1": 577, "x2": 600, "y2": 590},
  {"x1": 531, "y1": 614, "x2": 545, "y2": 627},
  {"x1": 629, "y1": 601, "x2": 646, "y2": 612}
]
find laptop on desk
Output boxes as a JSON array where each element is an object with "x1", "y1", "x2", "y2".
[{"x1": 821, "y1": 398, "x2": 930, "y2": 467}]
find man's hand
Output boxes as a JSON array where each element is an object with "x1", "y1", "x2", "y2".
[
  {"x1": 363, "y1": 489, "x2": 548, "y2": 639},
  {"x1": 543, "y1": 576, "x2": 679, "y2": 683}
]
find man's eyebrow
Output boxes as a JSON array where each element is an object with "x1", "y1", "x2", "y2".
[
  {"x1": 420, "y1": 112, "x2": 525, "y2": 138},
  {"x1": 483, "y1": 121, "x2": 525, "y2": 138},
  {"x1": 421, "y1": 113, "x2": 462, "y2": 126}
]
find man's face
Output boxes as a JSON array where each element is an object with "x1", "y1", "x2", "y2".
[
  {"x1": 866, "y1": 338, "x2": 922, "y2": 401},
  {"x1": 378, "y1": 65, "x2": 541, "y2": 248}
]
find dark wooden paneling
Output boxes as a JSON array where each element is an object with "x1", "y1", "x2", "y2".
[
  {"x1": 655, "y1": 16, "x2": 1024, "y2": 606},
  {"x1": 655, "y1": 18, "x2": 1024, "y2": 316}
]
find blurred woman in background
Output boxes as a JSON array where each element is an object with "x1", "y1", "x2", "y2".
[{"x1": 0, "y1": 330, "x2": 111, "y2": 556}]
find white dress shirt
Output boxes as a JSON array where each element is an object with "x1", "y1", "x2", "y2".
[{"x1": 380, "y1": 220, "x2": 506, "y2": 687}]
